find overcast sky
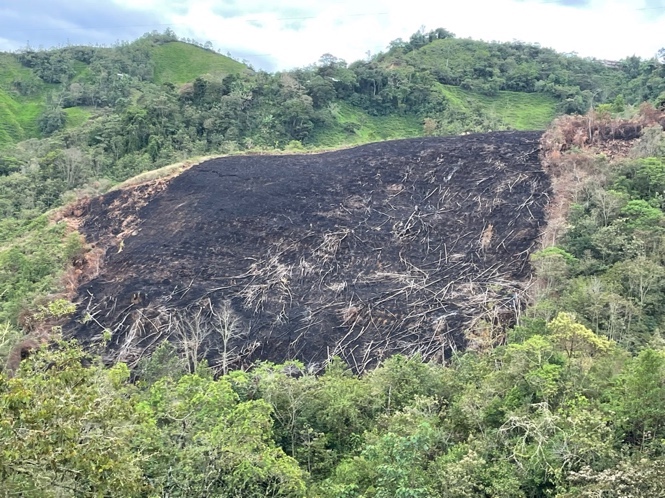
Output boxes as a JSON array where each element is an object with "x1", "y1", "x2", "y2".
[{"x1": 1, "y1": 0, "x2": 664, "y2": 71}]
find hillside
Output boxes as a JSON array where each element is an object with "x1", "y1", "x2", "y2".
[
  {"x1": 438, "y1": 84, "x2": 557, "y2": 130},
  {"x1": 310, "y1": 102, "x2": 424, "y2": 145},
  {"x1": 1, "y1": 28, "x2": 663, "y2": 361},
  {"x1": 1, "y1": 26, "x2": 662, "y2": 157},
  {"x1": 2, "y1": 24, "x2": 665, "y2": 496},
  {"x1": 310, "y1": 88, "x2": 557, "y2": 146},
  {"x1": 151, "y1": 41, "x2": 247, "y2": 84},
  {"x1": 0, "y1": 55, "x2": 43, "y2": 147},
  {"x1": 63, "y1": 132, "x2": 549, "y2": 370},
  {"x1": 0, "y1": 37, "x2": 250, "y2": 149}
]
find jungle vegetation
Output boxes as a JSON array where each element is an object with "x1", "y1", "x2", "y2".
[{"x1": 1, "y1": 28, "x2": 665, "y2": 497}]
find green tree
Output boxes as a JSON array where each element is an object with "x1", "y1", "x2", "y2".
[
  {"x1": 137, "y1": 370, "x2": 306, "y2": 497},
  {"x1": 612, "y1": 348, "x2": 665, "y2": 451},
  {"x1": 37, "y1": 106, "x2": 67, "y2": 136},
  {"x1": 0, "y1": 342, "x2": 146, "y2": 496},
  {"x1": 547, "y1": 312, "x2": 613, "y2": 360}
]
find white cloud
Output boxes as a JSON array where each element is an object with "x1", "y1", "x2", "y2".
[
  {"x1": 0, "y1": 37, "x2": 17, "y2": 52},
  {"x1": 35, "y1": 0, "x2": 665, "y2": 69}
]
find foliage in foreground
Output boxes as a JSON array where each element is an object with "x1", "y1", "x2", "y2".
[
  {"x1": 1, "y1": 314, "x2": 665, "y2": 496},
  {"x1": 0, "y1": 341, "x2": 305, "y2": 497}
]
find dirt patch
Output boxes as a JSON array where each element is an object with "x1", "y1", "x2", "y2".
[
  {"x1": 541, "y1": 107, "x2": 665, "y2": 165},
  {"x1": 65, "y1": 132, "x2": 550, "y2": 372}
]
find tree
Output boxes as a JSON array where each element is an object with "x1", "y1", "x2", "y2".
[
  {"x1": 591, "y1": 188, "x2": 626, "y2": 228},
  {"x1": 37, "y1": 106, "x2": 66, "y2": 136},
  {"x1": 137, "y1": 371, "x2": 306, "y2": 497},
  {"x1": 279, "y1": 95, "x2": 315, "y2": 141},
  {"x1": 0, "y1": 342, "x2": 146, "y2": 496},
  {"x1": 306, "y1": 75, "x2": 336, "y2": 108},
  {"x1": 253, "y1": 362, "x2": 318, "y2": 460},
  {"x1": 621, "y1": 199, "x2": 663, "y2": 229},
  {"x1": 169, "y1": 300, "x2": 250, "y2": 375},
  {"x1": 612, "y1": 348, "x2": 665, "y2": 451},
  {"x1": 566, "y1": 458, "x2": 665, "y2": 497},
  {"x1": 56, "y1": 147, "x2": 91, "y2": 188},
  {"x1": 211, "y1": 300, "x2": 248, "y2": 375},
  {"x1": 501, "y1": 334, "x2": 561, "y2": 404},
  {"x1": 547, "y1": 312, "x2": 613, "y2": 360},
  {"x1": 319, "y1": 398, "x2": 444, "y2": 498},
  {"x1": 307, "y1": 359, "x2": 375, "y2": 472},
  {"x1": 607, "y1": 257, "x2": 665, "y2": 308},
  {"x1": 423, "y1": 117, "x2": 438, "y2": 136}
]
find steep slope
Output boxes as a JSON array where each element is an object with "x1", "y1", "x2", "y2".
[
  {"x1": 0, "y1": 53, "x2": 44, "y2": 147},
  {"x1": 438, "y1": 84, "x2": 557, "y2": 130},
  {"x1": 0, "y1": 41, "x2": 250, "y2": 148},
  {"x1": 151, "y1": 42, "x2": 248, "y2": 84},
  {"x1": 65, "y1": 132, "x2": 550, "y2": 371}
]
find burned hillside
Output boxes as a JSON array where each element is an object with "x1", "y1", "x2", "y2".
[{"x1": 66, "y1": 132, "x2": 550, "y2": 372}]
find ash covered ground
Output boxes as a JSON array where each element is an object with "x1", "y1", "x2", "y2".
[{"x1": 67, "y1": 132, "x2": 550, "y2": 372}]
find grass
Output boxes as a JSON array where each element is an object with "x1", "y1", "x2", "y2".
[
  {"x1": 0, "y1": 54, "x2": 34, "y2": 88},
  {"x1": 151, "y1": 42, "x2": 247, "y2": 85},
  {"x1": 311, "y1": 103, "x2": 423, "y2": 147},
  {"x1": 439, "y1": 84, "x2": 557, "y2": 130},
  {"x1": 0, "y1": 90, "x2": 24, "y2": 146},
  {"x1": 0, "y1": 54, "x2": 47, "y2": 148},
  {"x1": 0, "y1": 89, "x2": 43, "y2": 148},
  {"x1": 310, "y1": 85, "x2": 557, "y2": 147},
  {"x1": 71, "y1": 60, "x2": 93, "y2": 84},
  {"x1": 109, "y1": 155, "x2": 220, "y2": 191},
  {"x1": 64, "y1": 107, "x2": 92, "y2": 128}
]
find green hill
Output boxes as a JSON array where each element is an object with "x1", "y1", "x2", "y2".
[
  {"x1": 0, "y1": 88, "x2": 43, "y2": 148},
  {"x1": 439, "y1": 84, "x2": 557, "y2": 130},
  {"x1": 310, "y1": 84, "x2": 557, "y2": 148},
  {"x1": 151, "y1": 42, "x2": 247, "y2": 85},
  {"x1": 0, "y1": 40, "x2": 250, "y2": 148},
  {"x1": 0, "y1": 54, "x2": 44, "y2": 147},
  {"x1": 310, "y1": 102, "x2": 423, "y2": 146},
  {"x1": 0, "y1": 53, "x2": 33, "y2": 88}
]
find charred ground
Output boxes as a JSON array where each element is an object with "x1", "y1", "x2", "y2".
[{"x1": 66, "y1": 132, "x2": 550, "y2": 372}]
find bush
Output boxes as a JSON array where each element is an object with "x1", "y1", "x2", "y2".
[
  {"x1": 630, "y1": 125, "x2": 665, "y2": 158},
  {"x1": 37, "y1": 107, "x2": 66, "y2": 136}
]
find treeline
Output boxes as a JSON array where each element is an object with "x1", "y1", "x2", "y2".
[
  {"x1": 384, "y1": 29, "x2": 665, "y2": 111},
  {"x1": 1, "y1": 316, "x2": 664, "y2": 496},
  {"x1": 1, "y1": 29, "x2": 664, "y2": 222}
]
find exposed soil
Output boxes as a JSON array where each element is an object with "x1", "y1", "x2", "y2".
[{"x1": 66, "y1": 132, "x2": 550, "y2": 372}]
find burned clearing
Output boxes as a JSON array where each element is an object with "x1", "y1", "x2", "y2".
[{"x1": 67, "y1": 132, "x2": 550, "y2": 372}]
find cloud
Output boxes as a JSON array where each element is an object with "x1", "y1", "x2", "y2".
[
  {"x1": 531, "y1": 0, "x2": 592, "y2": 6},
  {"x1": 1, "y1": 0, "x2": 664, "y2": 71},
  {"x1": 0, "y1": 1, "x2": 163, "y2": 50},
  {"x1": 643, "y1": 0, "x2": 665, "y2": 18},
  {"x1": 155, "y1": 0, "x2": 665, "y2": 70},
  {"x1": 209, "y1": 0, "x2": 317, "y2": 20}
]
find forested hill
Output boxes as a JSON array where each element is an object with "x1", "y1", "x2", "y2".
[
  {"x1": 1, "y1": 28, "x2": 664, "y2": 219},
  {"x1": 3, "y1": 27, "x2": 665, "y2": 497}
]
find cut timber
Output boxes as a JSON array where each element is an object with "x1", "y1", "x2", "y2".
[{"x1": 66, "y1": 132, "x2": 550, "y2": 372}]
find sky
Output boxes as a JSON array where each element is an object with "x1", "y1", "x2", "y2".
[{"x1": 0, "y1": 0, "x2": 664, "y2": 71}]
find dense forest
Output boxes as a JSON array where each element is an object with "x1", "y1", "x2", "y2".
[{"x1": 1, "y1": 28, "x2": 665, "y2": 496}]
